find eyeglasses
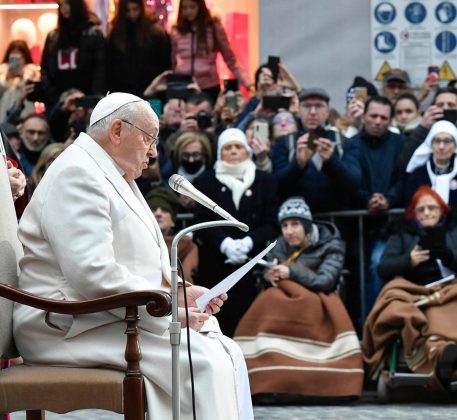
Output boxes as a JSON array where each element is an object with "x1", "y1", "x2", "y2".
[
  {"x1": 120, "y1": 119, "x2": 159, "y2": 148},
  {"x1": 181, "y1": 152, "x2": 204, "y2": 160},
  {"x1": 432, "y1": 138, "x2": 455, "y2": 145},
  {"x1": 415, "y1": 204, "x2": 441, "y2": 214},
  {"x1": 300, "y1": 103, "x2": 327, "y2": 110},
  {"x1": 273, "y1": 116, "x2": 295, "y2": 125}
]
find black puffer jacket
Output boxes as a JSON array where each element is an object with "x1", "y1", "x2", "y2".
[
  {"x1": 41, "y1": 25, "x2": 106, "y2": 104},
  {"x1": 268, "y1": 221, "x2": 345, "y2": 293},
  {"x1": 378, "y1": 218, "x2": 457, "y2": 285}
]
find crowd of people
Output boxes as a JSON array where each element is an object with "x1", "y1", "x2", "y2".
[{"x1": 4, "y1": 0, "x2": 457, "y2": 410}]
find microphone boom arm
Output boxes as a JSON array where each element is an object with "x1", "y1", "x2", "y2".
[{"x1": 170, "y1": 219, "x2": 248, "y2": 420}]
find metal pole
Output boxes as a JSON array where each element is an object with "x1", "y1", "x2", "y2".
[{"x1": 170, "y1": 220, "x2": 248, "y2": 420}]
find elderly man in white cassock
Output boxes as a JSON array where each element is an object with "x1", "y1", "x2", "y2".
[{"x1": 13, "y1": 92, "x2": 254, "y2": 420}]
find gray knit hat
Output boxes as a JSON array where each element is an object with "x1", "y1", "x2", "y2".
[{"x1": 278, "y1": 196, "x2": 312, "y2": 224}]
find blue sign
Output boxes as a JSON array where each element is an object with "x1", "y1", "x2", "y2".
[
  {"x1": 436, "y1": 2, "x2": 457, "y2": 23},
  {"x1": 374, "y1": 32, "x2": 396, "y2": 53},
  {"x1": 405, "y1": 2, "x2": 427, "y2": 24},
  {"x1": 436, "y1": 31, "x2": 457, "y2": 53},
  {"x1": 374, "y1": 2, "x2": 396, "y2": 24}
]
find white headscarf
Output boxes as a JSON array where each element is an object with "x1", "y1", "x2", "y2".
[{"x1": 406, "y1": 120, "x2": 457, "y2": 203}]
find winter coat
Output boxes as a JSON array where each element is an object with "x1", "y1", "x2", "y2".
[
  {"x1": 170, "y1": 17, "x2": 249, "y2": 90},
  {"x1": 268, "y1": 221, "x2": 345, "y2": 293},
  {"x1": 378, "y1": 218, "x2": 457, "y2": 285}
]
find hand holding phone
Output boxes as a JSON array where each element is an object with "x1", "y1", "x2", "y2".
[
  {"x1": 307, "y1": 126, "x2": 326, "y2": 150},
  {"x1": 262, "y1": 95, "x2": 290, "y2": 111},
  {"x1": 267, "y1": 55, "x2": 280, "y2": 81}
]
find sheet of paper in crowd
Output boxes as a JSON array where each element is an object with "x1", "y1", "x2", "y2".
[{"x1": 196, "y1": 241, "x2": 277, "y2": 311}]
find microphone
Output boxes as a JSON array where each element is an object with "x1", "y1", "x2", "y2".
[{"x1": 168, "y1": 174, "x2": 248, "y2": 230}]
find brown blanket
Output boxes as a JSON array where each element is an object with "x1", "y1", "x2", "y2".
[
  {"x1": 362, "y1": 279, "x2": 457, "y2": 386},
  {"x1": 234, "y1": 280, "x2": 363, "y2": 397}
]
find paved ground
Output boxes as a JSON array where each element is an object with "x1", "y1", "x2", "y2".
[{"x1": 10, "y1": 402, "x2": 457, "y2": 419}]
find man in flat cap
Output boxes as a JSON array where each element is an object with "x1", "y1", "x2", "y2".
[
  {"x1": 13, "y1": 93, "x2": 253, "y2": 420},
  {"x1": 271, "y1": 87, "x2": 361, "y2": 213},
  {"x1": 382, "y1": 68, "x2": 411, "y2": 103}
]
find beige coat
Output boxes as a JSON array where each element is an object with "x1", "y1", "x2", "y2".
[{"x1": 13, "y1": 133, "x2": 247, "y2": 419}]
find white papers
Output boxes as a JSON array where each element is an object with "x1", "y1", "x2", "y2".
[
  {"x1": 196, "y1": 241, "x2": 277, "y2": 311},
  {"x1": 425, "y1": 274, "x2": 455, "y2": 288}
]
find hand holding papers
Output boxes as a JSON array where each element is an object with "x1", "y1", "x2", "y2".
[{"x1": 196, "y1": 241, "x2": 277, "y2": 311}]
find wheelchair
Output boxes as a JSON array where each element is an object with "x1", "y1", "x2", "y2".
[{"x1": 376, "y1": 337, "x2": 457, "y2": 402}]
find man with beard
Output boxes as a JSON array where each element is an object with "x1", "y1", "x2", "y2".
[
  {"x1": 350, "y1": 96, "x2": 405, "y2": 319},
  {"x1": 18, "y1": 113, "x2": 52, "y2": 176}
]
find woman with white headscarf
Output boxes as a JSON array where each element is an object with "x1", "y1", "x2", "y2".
[
  {"x1": 405, "y1": 120, "x2": 457, "y2": 224},
  {"x1": 193, "y1": 128, "x2": 279, "y2": 337}
]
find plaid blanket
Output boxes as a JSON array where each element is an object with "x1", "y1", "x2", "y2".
[{"x1": 234, "y1": 280, "x2": 363, "y2": 397}]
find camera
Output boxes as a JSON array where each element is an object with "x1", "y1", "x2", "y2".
[
  {"x1": 194, "y1": 111, "x2": 212, "y2": 130},
  {"x1": 74, "y1": 95, "x2": 99, "y2": 109}
]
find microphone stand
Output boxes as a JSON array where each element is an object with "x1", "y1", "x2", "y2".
[{"x1": 170, "y1": 220, "x2": 249, "y2": 420}]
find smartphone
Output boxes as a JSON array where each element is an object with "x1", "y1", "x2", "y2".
[
  {"x1": 224, "y1": 78, "x2": 239, "y2": 93},
  {"x1": 253, "y1": 120, "x2": 269, "y2": 141},
  {"x1": 166, "y1": 88, "x2": 192, "y2": 101},
  {"x1": 225, "y1": 91, "x2": 238, "y2": 114},
  {"x1": 26, "y1": 81, "x2": 47, "y2": 102},
  {"x1": 354, "y1": 87, "x2": 368, "y2": 103},
  {"x1": 166, "y1": 73, "x2": 193, "y2": 90},
  {"x1": 267, "y1": 55, "x2": 280, "y2": 81},
  {"x1": 441, "y1": 109, "x2": 457, "y2": 124},
  {"x1": 262, "y1": 95, "x2": 290, "y2": 111},
  {"x1": 428, "y1": 65, "x2": 440, "y2": 82},
  {"x1": 418, "y1": 225, "x2": 446, "y2": 259},
  {"x1": 8, "y1": 55, "x2": 21, "y2": 70},
  {"x1": 147, "y1": 98, "x2": 163, "y2": 117},
  {"x1": 74, "y1": 95, "x2": 99, "y2": 109},
  {"x1": 307, "y1": 126, "x2": 326, "y2": 150}
]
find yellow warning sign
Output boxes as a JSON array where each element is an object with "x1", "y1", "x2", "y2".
[
  {"x1": 440, "y1": 61, "x2": 456, "y2": 81},
  {"x1": 375, "y1": 61, "x2": 391, "y2": 81}
]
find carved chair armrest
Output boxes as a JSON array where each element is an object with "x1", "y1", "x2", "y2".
[{"x1": 0, "y1": 284, "x2": 172, "y2": 317}]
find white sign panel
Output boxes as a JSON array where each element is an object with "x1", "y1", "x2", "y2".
[{"x1": 371, "y1": 0, "x2": 457, "y2": 87}]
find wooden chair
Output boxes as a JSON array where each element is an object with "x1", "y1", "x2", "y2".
[{"x1": 0, "y1": 154, "x2": 172, "y2": 419}]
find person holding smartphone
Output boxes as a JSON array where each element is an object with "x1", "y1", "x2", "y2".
[
  {"x1": 0, "y1": 40, "x2": 40, "y2": 123},
  {"x1": 170, "y1": 0, "x2": 250, "y2": 104},
  {"x1": 363, "y1": 186, "x2": 457, "y2": 391},
  {"x1": 271, "y1": 87, "x2": 361, "y2": 213}
]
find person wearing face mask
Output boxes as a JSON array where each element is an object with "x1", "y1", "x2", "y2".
[
  {"x1": 193, "y1": 128, "x2": 279, "y2": 337},
  {"x1": 173, "y1": 131, "x2": 212, "y2": 182}
]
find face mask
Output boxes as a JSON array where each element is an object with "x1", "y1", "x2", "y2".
[{"x1": 181, "y1": 159, "x2": 204, "y2": 174}]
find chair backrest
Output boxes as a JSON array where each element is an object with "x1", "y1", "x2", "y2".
[{"x1": 0, "y1": 153, "x2": 23, "y2": 358}]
